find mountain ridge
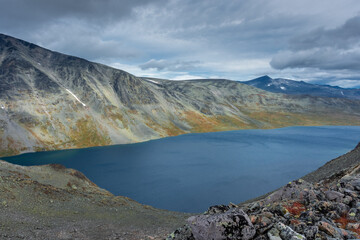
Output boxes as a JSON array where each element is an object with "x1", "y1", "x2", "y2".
[
  {"x1": 243, "y1": 75, "x2": 360, "y2": 100},
  {"x1": 1, "y1": 33, "x2": 360, "y2": 157}
]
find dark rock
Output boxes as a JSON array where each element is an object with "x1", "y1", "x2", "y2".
[
  {"x1": 206, "y1": 205, "x2": 230, "y2": 215},
  {"x1": 275, "y1": 222, "x2": 306, "y2": 240},
  {"x1": 166, "y1": 225, "x2": 195, "y2": 240},
  {"x1": 347, "y1": 208, "x2": 358, "y2": 221},
  {"x1": 325, "y1": 191, "x2": 344, "y2": 202},
  {"x1": 350, "y1": 179, "x2": 360, "y2": 191},
  {"x1": 187, "y1": 208, "x2": 256, "y2": 240},
  {"x1": 303, "y1": 226, "x2": 318, "y2": 239},
  {"x1": 315, "y1": 201, "x2": 334, "y2": 213},
  {"x1": 267, "y1": 227, "x2": 281, "y2": 240},
  {"x1": 317, "y1": 221, "x2": 341, "y2": 238},
  {"x1": 333, "y1": 203, "x2": 349, "y2": 216}
]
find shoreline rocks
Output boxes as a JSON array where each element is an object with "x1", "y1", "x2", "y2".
[{"x1": 168, "y1": 165, "x2": 360, "y2": 240}]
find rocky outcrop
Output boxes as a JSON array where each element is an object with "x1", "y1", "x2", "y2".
[
  {"x1": 168, "y1": 146, "x2": 360, "y2": 240},
  {"x1": 1, "y1": 33, "x2": 360, "y2": 157},
  {"x1": 187, "y1": 208, "x2": 256, "y2": 240}
]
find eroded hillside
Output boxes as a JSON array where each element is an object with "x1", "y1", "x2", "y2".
[{"x1": 1, "y1": 34, "x2": 360, "y2": 157}]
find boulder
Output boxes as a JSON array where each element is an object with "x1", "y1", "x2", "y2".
[
  {"x1": 325, "y1": 191, "x2": 344, "y2": 202},
  {"x1": 187, "y1": 208, "x2": 255, "y2": 240},
  {"x1": 275, "y1": 222, "x2": 306, "y2": 240}
]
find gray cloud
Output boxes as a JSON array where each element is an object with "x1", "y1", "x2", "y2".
[
  {"x1": 0, "y1": 0, "x2": 164, "y2": 29},
  {"x1": 139, "y1": 59, "x2": 200, "y2": 71},
  {"x1": 271, "y1": 15, "x2": 360, "y2": 71},
  {"x1": 290, "y1": 16, "x2": 360, "y2": 50},
  {"x1": 0, "y1": 0, "x2": 360, "y2": 84}
]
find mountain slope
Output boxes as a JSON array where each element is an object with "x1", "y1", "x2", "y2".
[
  {"x1": 1, "y1": 34, "x2": 360, "y2": 157},
  {"x1": 243, "y1": 75, "x2": 360, "y2": 100}
]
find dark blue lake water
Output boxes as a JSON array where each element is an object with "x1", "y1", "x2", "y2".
[{"x1": 3, "y1": 126, "x2": 360, "y2": 213}]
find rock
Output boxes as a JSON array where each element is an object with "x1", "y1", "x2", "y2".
[
  {"x1": 166, "y1": 225, "x2": 195, "y2": 240},
  {"x1": 254, "y1": 236, "x2": 268, "y2": 240},
  {"x1": 267, "y1": 227, "x2": 282, "y2": 240},
  {"x1": 341, "y1": 195, "x2": 353, "y2": 205},
  {"x1": 315, "y1": 201, "x2": 333, "y2": 213},
  {"x1": 347, "y1": 222, "x2": 360, "y2": 231},
  {"x1": 325, "y1": 191, "x2": 344, "y2": 202},
  {"x1": 350, "y1": 179, "x2": 360, "y2": 191},
  {"x1": 299, "y1": 210, "x2": 320, "y2": 224},
  {"x1": 327, "y1": 211, "x2": 340, "y2": 220},
  {"x1": 275, "y1": 222, "x2": 306, "y2": 240},
  {"x1": 347, "y1": 208, "x2": 358, "y2": 220},
  {"x1": 317, "y1": 221, "x2": 340, "y2": 238},
  {"x1": 343, "y1": 188, "x2": 357, "y2": 197},
  {"x1": 250, "y1": 215, "x2": 257, "y2": 224},
  {"x1": 303, "y1": 226, "x2": 318, "y2": 239},
  {"x1": 259, "y1": 216, "x2": 272, "y2": 227},
  {"x1": 290, "y1": 220, "x2": 307, "y2": 235},
  {"x1": 249, "y1": 202, "x2": 261, "y2": 212},
  {"x1": 206, "y1": 205, "x2": 230, "y2": 215},
  {"x1": 187, "y1": 208, "x2": 255, "y2": 240},
  {"x1": 333, "y1": 203, "x2": 349, "y2": 216}
]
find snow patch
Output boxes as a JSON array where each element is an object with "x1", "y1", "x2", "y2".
[
  {"x1": 1, "y1": 105, "x2": 5, "y2": 109},
  {"x1": 341, "y1": 91, "x2": 344, "y2": 96},
  {"x1": 145, "y1": 79, "x2": 159, "y2": 84},
  {"x1": 37, "y1": 62, "x2": 41, "y2": 66},
  {"x1": 65, "y1": 89, "x2": 86, "y2": 107},
  {"x1": 267, "y1": 83, "x2": 272, "y2": 87},
  {"x1": 280, "y1": 86, "x2": 286, "y2": 90},
  {"x1": 41, "y1": 106, "x2": 51, "y2": 118}
]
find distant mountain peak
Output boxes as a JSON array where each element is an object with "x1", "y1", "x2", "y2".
[
  {"x1": 243, "y1": 76, "x2": 360, "y2": 100},
  {"x1": 252, "y1": 75, "x2": 272, "y2": 81}
]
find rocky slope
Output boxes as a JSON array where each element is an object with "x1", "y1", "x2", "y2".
[
  {"x1": 243, "y1": 75, "x2": 360, "y2": 100},
  {"x1": 1, "y1": 33, "x2": 360, "y2": 157},
  {"x1": 168, "y1": 143, "x2": 360, "y2": 240},
  {"x1": 0, "y1": 160, "x2": 190, "y2": 240}
]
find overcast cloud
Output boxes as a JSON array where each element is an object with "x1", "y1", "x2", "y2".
[
  {"x1": 0, "y1": 0, "x2": 360, "y2": 87},
  {"x1": 271, "y1": 15, "x2": 360, "y2": 71}
]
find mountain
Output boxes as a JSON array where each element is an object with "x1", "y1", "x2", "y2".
[
  {"x1": 243, "y1": 75, "x2": 360, "y2": 100},
  {"x1": 1, "y1": 33, "x2": 360, "y2": 157}
]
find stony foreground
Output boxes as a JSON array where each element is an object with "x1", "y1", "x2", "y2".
[
  {"x1": 0, "y1": 160, "x2": 190, "y2": 240},
  {"x1": 168, "y1": 144, "x2": 360, "y2": 240}
]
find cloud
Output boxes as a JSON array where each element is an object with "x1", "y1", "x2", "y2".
[
  {"x1": 1, "y1": 0, "x2": 360, "y2": 84},
  {"x1": 139, "y1": 59, "x2": 200, "y2": 71},
  {"x1": 0, "y1": 0, "x2": 165, "y2": 29},
  {"x1": 271, "y1": 15, "x2": 360, "y2": 71}
]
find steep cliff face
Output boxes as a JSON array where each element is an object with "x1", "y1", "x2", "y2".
[{"x1": 1, "y1": 33, "x2": 360, "y2": 157}]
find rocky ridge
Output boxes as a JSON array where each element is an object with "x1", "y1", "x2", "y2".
[
  {"x1": 168, "y1": 143, "x2": 360, "y2": 240},
  {"x1": 1, "y1": 33, "x2": 360, "y2": 157}
]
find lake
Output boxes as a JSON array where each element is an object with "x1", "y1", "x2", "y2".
[{"x1": 3, "y1": 126, "x2": 360, "y2": 213}]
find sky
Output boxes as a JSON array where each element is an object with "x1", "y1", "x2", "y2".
[{"x1": 0, "y1": 0, "x2": 360, "y2": 87}]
